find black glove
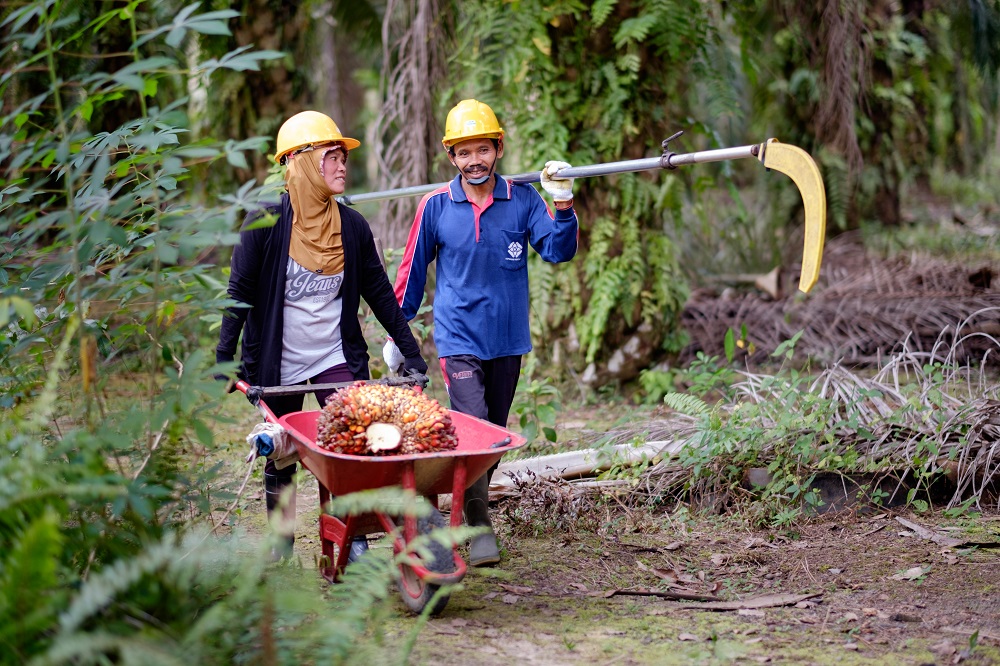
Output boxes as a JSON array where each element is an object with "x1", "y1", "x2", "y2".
[
  {"x1": 402, "y1": 357, "x2": 430, "y2": 389},
  {"x1": 403, "y1": 355, "x2": 428, "y2": 377},
  {"x1": 214, "y1": 373, "x2": 237, "y2": 394}
]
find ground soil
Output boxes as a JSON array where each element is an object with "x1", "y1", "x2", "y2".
[
  {"x1": 402, "y1": 510, "x2": 1000, "y2": 666},
  {"x1": 248, "y1": 479, "x2": 1000, "y2": 665},
  {"x1": 218, "y1": 396, "x2": 1000, "y2": 665}
]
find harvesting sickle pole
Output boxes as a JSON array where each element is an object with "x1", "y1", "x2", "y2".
[{"x1": 337, "y1": 132, "x2": 827, "y2": 292}]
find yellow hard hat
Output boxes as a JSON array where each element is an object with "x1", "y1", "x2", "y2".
[
  {"x1": 441, "y1": 99, "x2": 504, "y2": 149},
  {"x1": 274, "y1": 110, "x2": 360, "y2": 164}
]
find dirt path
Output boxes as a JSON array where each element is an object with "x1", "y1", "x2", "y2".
[
  {"x1": 217, "y1": 398, "x2": 999, "y2": 664},
  {"x1": 392, "y1": 511, "x2": 1000, "y2": 665},
  {"x1": 232, "y1": 465, "x2": 1000, "y2": 665}
]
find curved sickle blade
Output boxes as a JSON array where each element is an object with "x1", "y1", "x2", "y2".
[{"x1": 758, "y1": 139, "x2": 826, "y2": 293}]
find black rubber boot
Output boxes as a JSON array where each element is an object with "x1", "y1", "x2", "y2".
[
  {"x1": 463, "y1": 474, "x2": 500, "y2": 567},
  {"x1": 264, "y1": 470, "x2": 296, "y2": 561}
]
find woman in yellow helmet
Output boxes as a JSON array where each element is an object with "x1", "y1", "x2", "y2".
[{"x1": 217, "y1": 111, "x2": 428, "y2": 561}]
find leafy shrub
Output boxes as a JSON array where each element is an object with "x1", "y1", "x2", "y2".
[
  {"x1": 0, "y1": 3, "x2": 440, "y2": 662},
  {"x1": 512, "y1": 355, "x2": 562, "y2": 451},
  {"x1": 665, "y1": 341, "x2": 1000, "y2": 525}
]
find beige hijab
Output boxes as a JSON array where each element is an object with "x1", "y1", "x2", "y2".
[{"x1": 285, "y1": 147, "x2": 344, "y2": 274}]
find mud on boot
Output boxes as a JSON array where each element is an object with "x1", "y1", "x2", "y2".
[{"x1": 463, "y1": 474, "x2": 500, "y2": 567}]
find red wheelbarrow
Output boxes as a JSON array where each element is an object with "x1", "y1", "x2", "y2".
[{"x1": 235, "y1": 378, "x2": 526, "y2": 614}]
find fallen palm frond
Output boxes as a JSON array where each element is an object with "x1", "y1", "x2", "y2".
[
  {"x1": 707, "y1": 354, "x2": 1000, "y2": 511},
  {"x1": 683, "y1": 236, "x2": 1000, "y2": 367},
  {"x1": 501, "y1": 338, "x2": 1000, "y2": 526}
]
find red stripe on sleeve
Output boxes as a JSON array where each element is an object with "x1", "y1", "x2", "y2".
[{"x1": 393, "y1": 186, "x2": 449, "y2": 305}]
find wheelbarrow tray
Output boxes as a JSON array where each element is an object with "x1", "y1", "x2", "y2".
[{"x1": 278, "y1": 409, "x2": 526, "y2": 496}]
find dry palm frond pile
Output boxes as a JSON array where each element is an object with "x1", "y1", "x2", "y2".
[
  {"x1": 654, "y1": 351, "x2": 1000, "y2": 511},
  {"x1": 709, "y1": 356, "x2": 1000, "y2": 507},
  {"x1": 502, "y1": 347, "x2": 1000, "y2": 528},
  {"x1": 316, "y1": 384, "x2": 458, "y2": 456},
  {"x1": 682, "y1": 235, "x2": 1000, "y2": 367}
]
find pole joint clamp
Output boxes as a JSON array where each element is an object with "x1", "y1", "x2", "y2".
[{"x1": 659, "y1": 131, "x2": 684, "y2": 170}]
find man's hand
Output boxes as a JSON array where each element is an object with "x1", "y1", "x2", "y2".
[
  {"x1": 540, "y1": 160, "x2": 573, "y2": 203},
  {"x1": 383, "y1": 338, "x2": 405, "y2": 375}
]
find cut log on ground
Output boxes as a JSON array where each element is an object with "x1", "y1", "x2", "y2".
[{"x1": 490, "y1": 439, "x2": 691, "y2": 492}]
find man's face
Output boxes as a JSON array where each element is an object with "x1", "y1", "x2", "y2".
[
  {"x1": 320, "y1": 145, "x2": 348, "y2": 194},
  {"x1": 449, "y1": 138, "x2": 503, "y2": 182}
]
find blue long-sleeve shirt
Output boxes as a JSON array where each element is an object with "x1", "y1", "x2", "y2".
[{"x1": 393, "y1": 174, "x2": 578, "y2": 360}]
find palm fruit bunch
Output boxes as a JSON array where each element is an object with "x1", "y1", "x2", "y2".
[{"x1": 316, "y1": 382, "x2": 459, "y2": 456}]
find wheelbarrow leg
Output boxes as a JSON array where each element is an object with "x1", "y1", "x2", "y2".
[
  {"x1": 450, "y1": 459, "x2": 467, "y2": 529},
  {"x1": 318, "y1": 483, "x2": 338, "y2": 581},
  {"x1": 318, "y1": 482, "x2": 366, "y2": 581},
  {"x1": 402, "y1": 462, "x2": 418, "y2": 543}
]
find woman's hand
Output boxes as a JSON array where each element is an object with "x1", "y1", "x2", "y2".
[{"x1": 403, "y1": 354, "x2": 429, "y2": 377}]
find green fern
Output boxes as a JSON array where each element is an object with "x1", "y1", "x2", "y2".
[
  {"x1": 591, "y1": 0, "x2": 619, "y2": 28},
  {"x1": 662, "y1": 391, "x2": 710, "y2": 416},
  {"x1": 613, "y1": 14, "x2": 658, "y2": 49},
  {"x1": 0, "y1": 510, "x2": 62, "y2": 662},
  {"x1": 58, "y1": 538, "x2": 187, "y2": 634}
]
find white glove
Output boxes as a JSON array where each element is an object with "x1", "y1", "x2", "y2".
[
  {"x1": 382, "y1": 338, "x2": 405, "y2": 375},
  {"x1": 245, "y1": 422, "x2": 299, "y2": 470},
  {"x1": 540, "y1": 160, "x2": 574, "y2": 202}
]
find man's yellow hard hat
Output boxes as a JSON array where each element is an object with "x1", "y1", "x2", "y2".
[
  {"x1": 441, "y1": 99, "x2": 504, "y2": 149},
  {"x1": 274, "y1": 110, "x2": 360, "y2": 164}
]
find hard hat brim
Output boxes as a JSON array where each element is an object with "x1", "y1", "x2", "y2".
[
  {"x1": 442, "y1": 131, "x2": 504, "y2": 150},
  {"x1": 274, "y1": 137, "x2": 362, "y2": 164}
]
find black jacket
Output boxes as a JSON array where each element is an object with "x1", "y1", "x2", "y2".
[{"x1": 216, "y1": 193, "x2": 422, "y2": 385}]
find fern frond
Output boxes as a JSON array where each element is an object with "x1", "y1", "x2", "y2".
[
  {"x1": 592, "y1": 0, "x2": 619, "y2": 28},
  {"x1": 58, "y1": 538, "x2": 186, "y2": 634},
  {"x1": 0, "y1": 510, "x2": 62, "y2": 658},
  {"x1": 663, "y1": 391, "x2": 710, "y2": 416},
  {"x1": 614, "y1": 15, "x2": 658, "y2": 49}
]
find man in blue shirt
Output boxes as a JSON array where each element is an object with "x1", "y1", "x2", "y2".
[{"x1": 387, "y1": 99, "x2": 579, "y2": 566}]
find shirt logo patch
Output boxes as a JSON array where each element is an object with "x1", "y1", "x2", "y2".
[
  {"x1": 451, "y1": 370, "x2": 474, "y2": 380},
  {"x1": 507, "y1": 241, "x2": 523, "y2": 259}
]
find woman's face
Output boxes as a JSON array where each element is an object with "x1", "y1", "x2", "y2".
[{"x1": 320, "y1": 145, "x2": 348, "y2": 195}]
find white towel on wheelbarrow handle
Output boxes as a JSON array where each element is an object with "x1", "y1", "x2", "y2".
[{"x1": 245, "y1": 423, "x2": 299, "y2": 470}]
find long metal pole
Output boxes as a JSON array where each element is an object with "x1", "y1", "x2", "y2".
[{"x1": 336, "y1": 144, "x2": 759, "y2": 206}]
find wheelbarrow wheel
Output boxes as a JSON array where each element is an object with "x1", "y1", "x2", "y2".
[{"x1": 396, "y1": 506, "x2": 456, "y2": 615}]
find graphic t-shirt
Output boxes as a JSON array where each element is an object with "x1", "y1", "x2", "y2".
[{"x1": 280, "y1": 257, "x2": 346, "y2": 384}]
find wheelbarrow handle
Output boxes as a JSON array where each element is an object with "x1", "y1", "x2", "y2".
[
  {"x1": 233, "y1": 374, "x2": 430, "y2": 422},
  {"x1": 251, "y1": 373, "x2": 428, "y2": 398},
  {"x1": 233, "y1": 379, "x2": 279, "y2": 423}
]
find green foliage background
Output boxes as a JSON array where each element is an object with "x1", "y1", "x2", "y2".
[
  {"x1": 0, "y1": 3, "x2": 416, "y2": 663},
  {"x1": 424, "y1": 0, "x2": 998, "y2": 378},
  {"x1": 1, "y1": 0, "x2": 998, "y2": 662}
]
